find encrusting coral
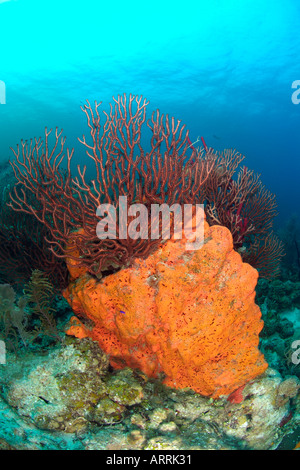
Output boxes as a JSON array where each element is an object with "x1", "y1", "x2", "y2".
[{"x1": 64, "y1": 209, "x2": 268, "y2": 398}]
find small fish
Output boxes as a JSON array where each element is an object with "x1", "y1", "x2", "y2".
[
  {"x1": 38, "y1": 396, "x2": 50, "y2": 404},
  {"x1": 120, "y1": 310, "x2": 125, "y2": 314}
]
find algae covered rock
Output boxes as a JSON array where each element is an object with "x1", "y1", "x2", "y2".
[
  {"x1": 1, "y1": 336, "x2": 299, "y2": 450},
  {"x1": 2, "y1": 338, "x2": 145, "y2": 433},
  {"x1": 126, "y1": 368, "x2": 299, "y2": 450},
  {"x1": 257, "y1": 278, "x2": 300, "y2": 313},
  {"x1": 275, "y1": 376, "x2": 300, "y2": 407},
  {"x1": 90, "y1": 369, "x2": 144, "y2": 425},
  {"x1": 104, "y1": 368, "x2": 144, "y2": 406}
]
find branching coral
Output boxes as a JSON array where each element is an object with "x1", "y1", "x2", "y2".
[
  {"x1": 8, "y1": 95, "x2": 283, "y2": 281},
  {"x1": 0, "y1": 163, "x2": 68, "y2": 288},
  {"x1": 24, "y1": 270, "x2": 61, "y2": 342},
  {"x1": 5, "y1": 94, "x2": 281, "y2": 397},
  {"x1": 9, "y1": 94, "x2": 214, "y2": 279},
  {"x1": 198, "y1": 148, "x2": 284, "y2": 278},
  {"x1": 0, "y1": 272, "x2": 62, "y2": 349}
]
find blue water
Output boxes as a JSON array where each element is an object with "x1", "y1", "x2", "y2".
[{"x1": 0, "y1": 0, "x2": 300, "y2": 226}]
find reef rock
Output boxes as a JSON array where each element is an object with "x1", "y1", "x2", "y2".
[{"x1": 0, "y1": 342, "x2": 298, "y2": 450}]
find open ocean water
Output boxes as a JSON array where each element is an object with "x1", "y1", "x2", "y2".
[
  {"x1": 0, "y1": 0, "x2": 300, "y2": 453},
  {"x1": 0, "y1": 0, "x2": 299, "y2": 227}
]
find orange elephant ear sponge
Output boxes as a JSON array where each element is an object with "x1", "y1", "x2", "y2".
[{"x1": 63, "y1": 211, "x2": 268, "y2": 398}]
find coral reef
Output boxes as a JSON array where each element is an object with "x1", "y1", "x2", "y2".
[
  {"x1": 1, "y1": 93, "x2": 293, "y2": 449},
  {"x1": 0, "y1": 276, "x2": 64, "y2": 350},
  {"x1": 0, "y1": 283, "x2": 29, "y2": 348},
  {"x1": 255, "y1": 276, "x2": 300, "y2": 379},
  {"x1": 23, "y1": 270, "x2": 61, "y2": 342},
  {"x1": 9, "y1": 96, "x2": 213, "y2": 279},
  {"x1": 0, "y1": 161, "x2": 68, "y2": 288},
  {"x1": 64, "y1": 209, "x2": 267, "y2": 398},
  {"x1": 8, "y1": 94, "x2": 283, "y2": 281},
  {"x1": 257, "y1": 278, "x2": 300, "y2": 313},
  {"x1": 0, "y1": 339, "x2": 298, "y2": 450},
  {"x1": 202, "y1": 149, "x2": 284, "y2": 278}
]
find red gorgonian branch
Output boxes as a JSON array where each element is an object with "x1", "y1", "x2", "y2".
[
  {"x1": 200, "y1": 148, "x2": 284, "y2": 278},
  {"x1": 7, "y1": 94, "x2": 283, "y2": 280},
  {"x1": 8, "y1": 94, "x2": 214, "y2": 279}
]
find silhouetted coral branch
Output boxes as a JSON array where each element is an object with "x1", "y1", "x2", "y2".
[
  {"x1": 200, "y1": 149, "x2": 284, "y2": 277},
  {"x1": 0, "y1": 167, "x2": 68, "y2": 288},
  {"x1": 242, "y1": 232, "x2": 284, "y2": 279}
]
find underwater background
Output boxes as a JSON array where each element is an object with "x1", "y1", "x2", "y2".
[
  {"x1": 1, "y1": 0, "x2": 300, "y2": 226},
  {"x1": 0, "y1": 0, "x2": 300, "y2": 452}
]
